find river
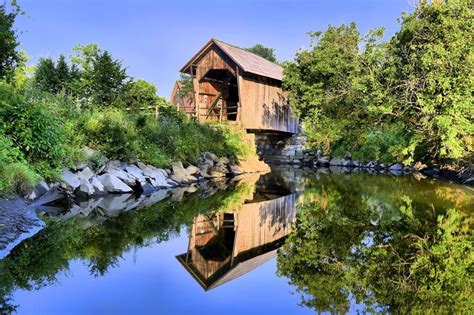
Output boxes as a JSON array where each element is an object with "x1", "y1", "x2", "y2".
[{"x1": 0, "y1": 167, "x2": 472, "y2": 314}]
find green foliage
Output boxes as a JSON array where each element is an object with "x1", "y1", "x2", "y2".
[
  {"x1": 284, "y1": 1, "x2": 474, "y2": 164},
  {"x1": 0, "y1": 1, "x2": 22, "y2": 80},
  {"x1": 70, "y1": 44, "x2": 128, "y2": 107},
  {"x1": 116, "y1": 79, "x2": 166, "y2": 113},
  {"x1": 176, "y1": 73, "x2": 194, "y2": 100},
  {"x1": 277, "y1": 173, "x2": 473, "y2": 313},
  {"x1": 246, "y1": 43, "x2": 277, "y2": 63},
  {"x1": 34, "y1": 55, "x2": 73, "y2": 94},
  {"x1": 81, "y1": 108, "x2": 139, "y2": 161}
]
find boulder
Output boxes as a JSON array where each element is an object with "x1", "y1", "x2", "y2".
[
  {"x1": 107, "y1": 168, "x2": 137, "y2": 187},
  {"x1": 351, "y1": 160, "x2": 361, "y2": 167},
  {"x1": 186, "y1": 165, "x2": 200, "y2": 175},
  {"x1": 76, "y1": 178, "x2": 95, "y2": 196},
  {"x1": 389, "y1": 163, "x2": 404, "y2": 171},
  {"x1": 97, "y1": 174, "x2": 133, "y2": 193},
  {"x1": 316, "y1": 156, "x2": 330, "y2": 166},
  {"x1": 329, "y1": 157, "x2": 344, "y2": 166},
  {"x1": 217, "y1": 157, "x2": 230, "y2": 165},
  {"x1": 342, "y1": 159, "x2": 351, "y2": 167},
  {"x1": 60, "y1": 169, "x2": 81, "y2": 190},
  {"x1": 80, "y1": 167, "x2": 95, "y2": 181},
  {"x1": 125, "y1": 164, "x2": 147, "y2": 184},
  {"x1": 202, "y1": 152, "x2": 218, "y2": 162},
  {"x1": 413, "y1": 162, "x2": 428, "y2": 171},
  {"x1": 141, "y1": 166, "x2": 170, "y2": 188},
  {"x1": 98, "y1": 193, "x2": 134, "y2": 216},
  {"x1": 90, "y1": 177, "x2": 106, "y2": 194},
  {"x1": 26, "y1": 181, "x2": 50, "y2": 201},
  {"x1": 365, "y1": 161, "x2": 378, "y2": 169}
]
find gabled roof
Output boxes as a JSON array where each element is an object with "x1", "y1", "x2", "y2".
[{"x1": 180, "y1": 38, "x2": 283, "y2": 81}]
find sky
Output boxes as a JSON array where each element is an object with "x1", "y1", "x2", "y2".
[{"x1": 14, "y1": 0, "x2": 414, "y2": 98}]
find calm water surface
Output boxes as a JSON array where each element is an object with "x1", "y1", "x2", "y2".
[{"x1": 0, "y1": 168, "x2": 472, "y2": 314}]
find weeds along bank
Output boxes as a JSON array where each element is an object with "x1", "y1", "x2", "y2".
[{"x1": 0, "y1": 81, "x2": 254, "y2": 197}]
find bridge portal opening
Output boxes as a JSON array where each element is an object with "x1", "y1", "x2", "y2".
[{"x1": 201, "y1": 69, "x2": 239, "y2": 122}]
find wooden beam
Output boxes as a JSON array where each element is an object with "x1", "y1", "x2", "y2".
[{"x1": 236, "y1": 66, "x2": 243, "y2": 122}]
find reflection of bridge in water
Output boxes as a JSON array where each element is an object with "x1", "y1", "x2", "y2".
[{"x1": 176, "y1": 172, "x2": 298, "y2": 291}]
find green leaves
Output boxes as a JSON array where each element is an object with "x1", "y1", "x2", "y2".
[{"x1": 284, "y1": 1, "x2": 473, "y2": 164}]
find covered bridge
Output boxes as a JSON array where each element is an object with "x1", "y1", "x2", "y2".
[{"x1": 176, "y1": 39, "x2": 298, "y2": 134}]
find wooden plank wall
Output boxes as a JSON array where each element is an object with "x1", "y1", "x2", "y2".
[{"x1": 239, "y1": 77, "x2": 298, "y2": 134}]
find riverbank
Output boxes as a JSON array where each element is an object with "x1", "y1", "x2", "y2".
[{"x1": 0, "y1": 150, "x2": 269, "y2": 257}]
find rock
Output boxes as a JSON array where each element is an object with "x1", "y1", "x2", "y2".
[
  {"x1": 171, "y1": 161, "x2": 187, "y2": 175},
  {"x1": 74, "y1": 163, "x2": 88, "y2": 171},
  {"x1": 107, "y1": 169, "x2": 137, "y2": 187},
  {"x1": 80, "y1": 167, "x2": 95, "y2": 180},
  {"x1": 83, "y1": 146, "x2": 96, "y2": 159},
  {"x1": 413, "y1": 162, "x2": 428, "y2": 171},
  {"x1": 389, "y1": 170, "x2": 403, "y2": 176},
  {"x1": 186, "y1": 165, "x2": 200, "y2": 175},
  {"x1": 31, "y1": 189, "x2": 66, "y2": 207},
  {"x1": 98, "y1": 194, "x2": 134, "y2": 216},
  {"x1": 139, "y1": 182, "x2": 155, "y2": 195},
  {"x1": 202, "y1": 152, "x2": 218, "y2": 162},
  {"x1": 365, "y1": 161, "x2": 378, "y2": 169},
  {"x1": 209, "y1": 171, "x2": 226, "y2": 178},
  {"x1": 342, "y1": 159, "x2": 351, "y2": 167},
  {"x1": 351, "y1": 160, "x2": 360, "y2": 167},
  {"x1": 213, "y1": 162, "x2": 229, "y2": 174},
  {"x1": 217, "y1": 157, "x2": 230, "y2": 165},
  {"x1": 329, "y1": 157, "x2": 344, "y2": 166},
  {"x1": 97, "y1": 174, "x2": 133, "y2": 193},
  {"x1": 141, "y1": 166, "x2": 170, "y2": 188},
  {"x1": 413, "y1": 172, "x2": 427, "y2": 181},
  {"x1": 26, "y1": 181, "x2": 50, "y2": 201},
  {"x1": 316, "y1": 156, "x2": 330, "y2": 166},
  {"x1": 379, "y1": 163, "x2": 386, "y2": 169},
  {"x1": 292, "y1": 159, "x2": 302, "y2": 164},
  {"x1": 422, "y1": 167, "x2": 440, "y2": 177},
  {"x1": 389, "y1": 163, "x2": 404, "y2": 171},
  {"x1": 90, "y1": 177, "x2": 106, "y2": 194},
  {"x1": 60, "y1": 169, "x2": 81, "y2": 190},
  {"x1": 125, "y1": 164, "x2": 147, "y2": 184},
  {"x1": 76, "y1": 177, "x2": 95, "y2": 196}
]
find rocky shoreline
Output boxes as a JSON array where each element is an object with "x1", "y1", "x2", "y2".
[{"x1": 0, "y1": 151, "x2": 270, "y2": 255}]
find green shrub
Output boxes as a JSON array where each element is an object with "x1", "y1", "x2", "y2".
[
  {"x1": 81, "y1": 108, "x2": 139, "y2": 161},
  {"x1": 0, "y1": 84, "x2": 69, "y2": 177},
  {"x1": 0, "y1": 162, "x2": 39, "y2": 196}
]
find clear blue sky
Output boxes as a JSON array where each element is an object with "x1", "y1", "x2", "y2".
[{"x1": 15, "y1": 0, "x2": 414, "y2": 98}]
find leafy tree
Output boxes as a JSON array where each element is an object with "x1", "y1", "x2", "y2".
[
  {"x1": 246, "y1": 43, "x2": 277, "y2": 63},
  {"x1": 0, "y1": 1, "x2": 22, "y2": 80},
  {"x1": 277, "y1": 174, "x2": 473, "y2": 313},
  {"x1": 117, "y1": 79, "x2": 166, "y2": 113},
  {"x1": 284, "y1": 1, "x2": 473, "y2": 165},
  {"x1": 70, "y1": 44, "x2": 128, "y2": 107},
  {"x1": 34, "y1": 57, "x2": 58, "y2": 93},
  {"x1": 176, "y1": 73, "x2": 193, "y2": 100}
]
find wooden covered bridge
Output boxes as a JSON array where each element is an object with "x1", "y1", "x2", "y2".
[
  {"x1": 176, "y1": 188, "x2": 297, "y2": 290},
  {"x1": 172, "y1": 39, "x2": 298, "y2": 134}
]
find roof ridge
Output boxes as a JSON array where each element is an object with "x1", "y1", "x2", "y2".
[{"x1": 212, "y1": 38, "x2": 280, "y2": 66}]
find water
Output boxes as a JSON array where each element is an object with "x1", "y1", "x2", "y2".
[{"x1": 0, "y1": 168, "x2": 472, "y2": 314}]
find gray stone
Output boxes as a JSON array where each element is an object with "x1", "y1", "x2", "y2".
[
  {"x1": 125, "y1": 164, "x2": 147, "y2": 184},
  {"x1": 80, "y1": 167, "x2": 95, "y2": 180},
  {"x1": 97, "y1": 174, "x2": 133, "y2": 193},
  {"x1": 389, "y1": 163, "x2": 404, "y2": 171},
  {"x1": 83, "y1": 146, "x2": 97, "y2": 159},
  {"x1": 217, "y1": 157, "x2": 230, "y2": 165},
  {"x1": 98, "y1": 194, "x2": 134, "y2": 216},
  {"x1": 60, "y1": 169, "x2": 81, "y2": 190},
  {"x1": 26, "y1": 181, "x2": 50, "y2": 200},
  {"x1": 351, "y1": 160, "x2": 361, "y2": 167},
  {"x1": 342, "y1": 159, "x2": 351, "y2": 167},
  {"x1": 329, "y1": 157, "x2": 344, "y2": 166},
  {"x1": 142, "y1": 166, "x2": 171, "y2": 188},
  {"x1": 90, "y1": 176, "x2": 105, "y2": 194},
  {"x1": 140, "y1": 182, "x2": 155, "y2": 195},
  {"x1": 365, "y1": 161, "x2": 378, "y2": 169},
  {"x1": 316, "y1": 156, "x2": 330, "y2": 166},
  {"x1": 107, "y1": 169, "x2": 137, "y2": 187},
  {"x1": 76, "y1": 178, "x2": 94, "y2": 196},
  {"x1": 202, "y1": 152, "x2": 218, "y2": 162}
]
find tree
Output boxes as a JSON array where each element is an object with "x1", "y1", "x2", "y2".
[
  {"x1": 34, "y1": 57, "x2": 59, "y2": 93},
  {"x1": 117, "y1": 79, "x2": 166, "y2": 113},
  {"x1": 0, "y1": 1, "x2": 22, "y2": 79},
  {"x1": 283, "y1": 0, "x2": 473, "y2": 165},
  {"x1": 176, "y1": 73, "x2": 193, "y2": 100},
  {"x1": 70, "y1": 44, "x2": 128, "y2": 107},
  {"x1": 246, "y1": 44, "x2": 277, "y2": 63}
]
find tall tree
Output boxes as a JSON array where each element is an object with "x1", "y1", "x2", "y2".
[
  {"x1": 246, "y1": 44, "x2": 277, "y2": 63},
  {"x1": 34, "y1": 57, "x2": 58, "y2": 93},
  {"x1": 0, "y1": 1, "x2": 22, "y2": 79}
]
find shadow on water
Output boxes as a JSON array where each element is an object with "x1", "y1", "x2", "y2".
[{"x1": 0, "y1": 167, "x2": 472, "y2": 313}]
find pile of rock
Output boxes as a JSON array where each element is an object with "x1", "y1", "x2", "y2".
[{"x1": 25, "y1": 151, "x2": 271, "y2": 204}]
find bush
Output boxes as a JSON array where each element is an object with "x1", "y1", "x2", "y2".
[
  {"x1": 81, "y1": 108, "x2": 139, "y2": 161},
  {"x1": 0, "y1": 162, "x2": 39, "y2": 196}
]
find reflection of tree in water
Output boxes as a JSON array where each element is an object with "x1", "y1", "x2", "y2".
[
  {"x1": 0, "y1": 179, "x2": 254, "y2": 311},
  {"x1": 277, "y1": 174, "x2": 473, "y2": 314}
]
